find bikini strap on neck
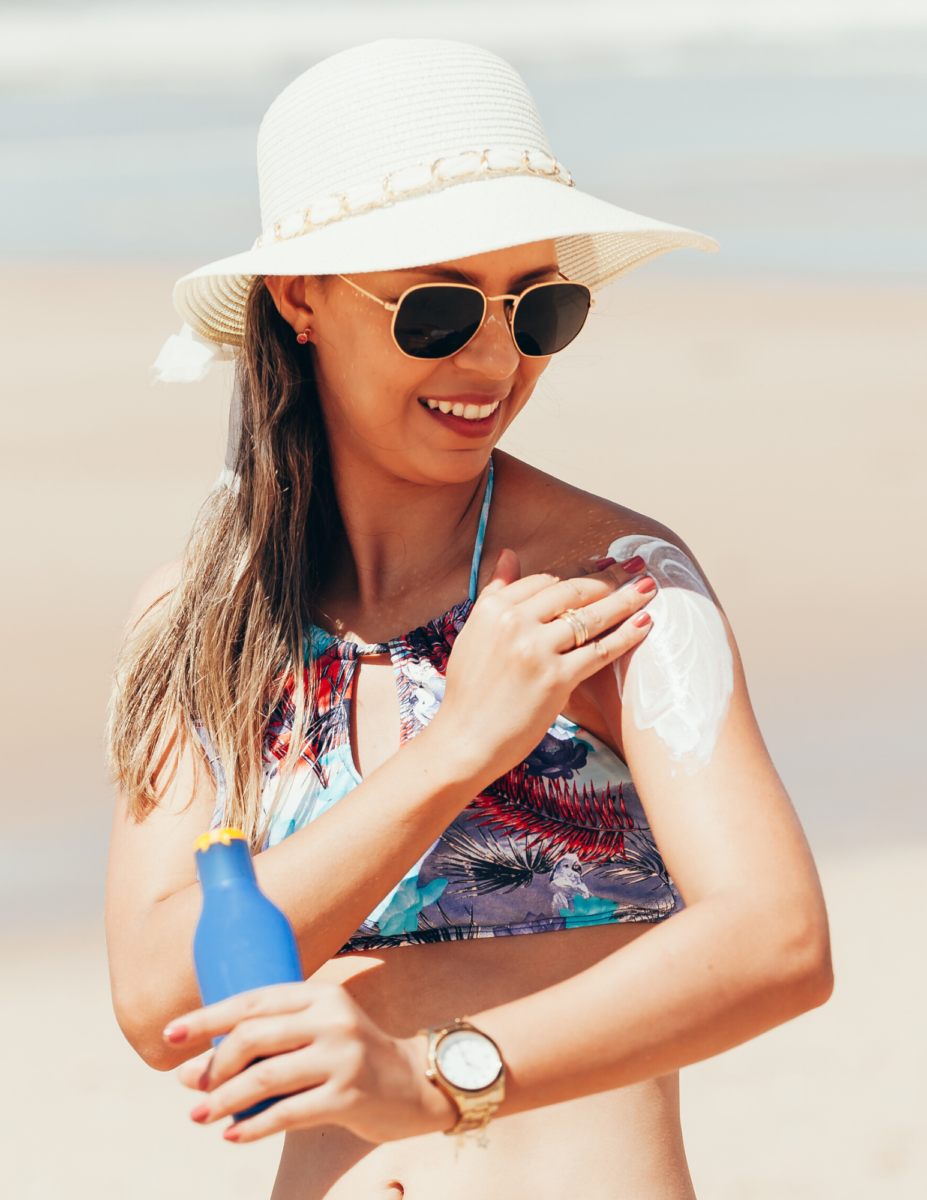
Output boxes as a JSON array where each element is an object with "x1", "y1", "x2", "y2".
[{"x1": 468, "y1": 456, "x2": 494, "y2": 603}]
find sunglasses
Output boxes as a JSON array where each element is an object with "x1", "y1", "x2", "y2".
[{"x1": 338, "y1": 273, "x2": 593, "y2": 361}]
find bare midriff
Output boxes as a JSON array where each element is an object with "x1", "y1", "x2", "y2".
[{"x1": 271, "y1": 923, "x2": 695, "y2": 1200}]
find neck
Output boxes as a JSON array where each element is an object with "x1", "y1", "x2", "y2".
[{"x1": 317, "y1": 450, "x2": 491, "y2": 638}]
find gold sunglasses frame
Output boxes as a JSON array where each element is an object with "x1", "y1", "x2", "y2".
[{"x1": 337, "y1": 273, "x2": 594, "y2": 361}]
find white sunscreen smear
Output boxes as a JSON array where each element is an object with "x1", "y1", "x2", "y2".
[{"x1": 606, "y1": 535, "x2": 734, "y2": 770}]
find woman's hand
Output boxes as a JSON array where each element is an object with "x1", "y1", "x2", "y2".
[
  {"x1": 165, "y1": 982, "x2": 456, "y2": 1144},
  {"x1": 427, "y1": 550, "x2": 654, "y2": 785}
]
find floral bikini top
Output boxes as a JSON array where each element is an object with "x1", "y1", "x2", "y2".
[{"x1": 206, "y1": 460, "x2": 683, "y2": 953}]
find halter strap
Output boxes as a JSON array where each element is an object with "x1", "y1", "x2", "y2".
[{"x1": 468, "y1": 456, "x2": 494, "y2": 603}]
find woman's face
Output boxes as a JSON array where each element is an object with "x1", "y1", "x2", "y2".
[{"x1": 266, "y1": 240, "x2": 560, "y2": 485}]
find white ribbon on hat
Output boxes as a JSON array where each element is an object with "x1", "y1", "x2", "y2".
[
  {"x1": 151, "y1": 325, "x2": 242, "y2": 492},
  {"x1": 151, "y1": 323, "x2": 235, "y2": 383}
]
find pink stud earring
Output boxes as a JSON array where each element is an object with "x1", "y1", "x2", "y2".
[{"x1": 296, "y1": 329, "x2": 311, "y2": 344}]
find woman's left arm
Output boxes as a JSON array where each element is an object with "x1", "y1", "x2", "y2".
[
  {"x1": 167, "y1": 577, "x2": 832, "y2": 1142},
  {"x1": 475, "y1": 606, "x2": 833, "y2": 1111}
]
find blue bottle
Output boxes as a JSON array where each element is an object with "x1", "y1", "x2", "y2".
[{"x1": 193, "y1": 828, "x2": 303, "y2": 1119}]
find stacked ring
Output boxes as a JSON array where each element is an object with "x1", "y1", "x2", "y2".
[{"x1": 557, "y1": 608, "x2": 589, "y2": 649}]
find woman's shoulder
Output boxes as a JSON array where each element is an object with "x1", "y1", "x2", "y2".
[
  {"x1": 124, "y1": 557, "x2": 183, "y2": 633},
  {"x1": 492, "y1": 452, "x2": 695, "y2": 579}
]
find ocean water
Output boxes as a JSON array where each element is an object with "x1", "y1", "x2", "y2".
[{"x1": 0, "y1": 72, "x2": 925, "y2": 275}]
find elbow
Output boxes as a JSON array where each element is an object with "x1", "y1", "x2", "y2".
[
  {"x1": 111, "y1": 983, "x2": 186, "y2": 1072},
  {"x1": 769, "y1": 900, "x2": 834, "y2": 1016}
]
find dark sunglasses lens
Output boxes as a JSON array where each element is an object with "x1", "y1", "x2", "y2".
[
  {"x1": 512, "y1": 283, "x2": 591, "y2": 356},
  {"x1": 393, "y1": 287, "x2": 485, "y2": 359}
]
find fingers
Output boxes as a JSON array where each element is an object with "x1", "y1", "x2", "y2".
[
  {"x1": 569, "y1": 605, "x2": 654, "y2": 678},
  {"x1": 547, "y1": 573, "x2": 657, "y2": 653},
  {"x1": 522, "y1": 556, "x2": 649, "y2": 625},
  {"x1": 189, "y1": 1046, "x2": 327, "y2": 1129},
  {"x1": 163, "y1": 981, "x2": 316, "y2": 1049},
  {"x1": 480, "y1": 551, "x2": 565, "y2": 606},
  {"x1": 478, "y1": 553, "x2": 644, "y2": 611},
  {"x1": 178, "y1": 1048, "x2": 214, "y2": 1092},
  {"x1": 199, "y1": 1013, "x2": 319, "y2": 1090},
  {"x1": 222, "y1": 1082, "x2": 344, "y2": 1144}
]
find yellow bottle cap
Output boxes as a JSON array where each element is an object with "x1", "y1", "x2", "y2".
[{"x1": 193, "y1": 827, "x2": 247, "y2": 852}]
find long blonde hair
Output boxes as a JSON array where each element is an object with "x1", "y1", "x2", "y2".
[{"x1": 107, "y1": 279, "x2": 337, "y2": 845}]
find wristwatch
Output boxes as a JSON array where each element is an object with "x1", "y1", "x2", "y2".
[{"x1": 420, "y1": 1018, "x2": 506, "y2": 1139}]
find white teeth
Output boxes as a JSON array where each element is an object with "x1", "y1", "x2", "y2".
[{"x1": 424, "y1": 398, "x2": 502, "y2": 420}]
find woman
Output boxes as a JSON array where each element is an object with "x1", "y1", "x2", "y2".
[{"x1": 106, "y1": 39, "x2": 832, "y2": 1200}]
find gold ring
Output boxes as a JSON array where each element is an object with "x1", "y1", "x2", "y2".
[{"x1": 557, "y1": 608, "x2": 589, "y2": 649}]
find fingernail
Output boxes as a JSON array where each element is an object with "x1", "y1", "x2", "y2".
[
  {"x1": 190, "y1": 1103, "x2": 210, "y2": 1123},
  {"x1": 633, "y1": 612, "x2": 652, "y2": 628},
  {"x1": 224, "y1": 1127, "x2": 241, "y2": 1142},
  {"x1": 594, "y1": 557, "x2": 616, "y2": 571},
  {"x1": 164, "y1": 1023, "x2": 188, "y2": 1044},
  {"x1": 634, "y1": 576, "x2": 656, "y2": 594},
  {"x1": 621, "y1": 555, "x2": 645, "y2": 574}
]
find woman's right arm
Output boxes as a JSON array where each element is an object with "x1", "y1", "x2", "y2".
[
  {"x1": 106, "y1": 551, "x2": 653, "y2": 1069},
  {"x1": 106, "y1": 721, "x2": 493, "y2": 1070}
]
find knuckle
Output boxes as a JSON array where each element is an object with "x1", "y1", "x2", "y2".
[
  {"x1": 561, "y1": 577, "x2": 584, "y2": 603},
  {"x1": 512, "y1": 635, "x2": 534, "y2": 662},
  {"x1": 335, "y1": 1084, "x2": 363, "y2": 1112},
  {"x1": 236, "y1": 1023, "x2": 262, "y2": 1054},
  {"x1": 582, "y1": 606, "x2": 602, "y2": 634},
  {"x1": 341, "y1": 1040, "x2": 366, "y2": 1077},
  {"x1": 252, "y1": 1061, "x2": 278, "y2": 1092},
  {"x1": 481, "y1": 594, "x2": 506, "y2": 620},
  {"x1": 336, "y1": 1014, "x2": 362, "y2": 1041},
  {"x1": 241, "y1": 990, "x2": 271, "y2": 1018},
  {"x1": 496, "y1": 606, "x2": 519, "y2": 633}
]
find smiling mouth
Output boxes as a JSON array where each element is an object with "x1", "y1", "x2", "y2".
[{"x1": 420, "y1": 398, "x2": 501, "y2": 421}]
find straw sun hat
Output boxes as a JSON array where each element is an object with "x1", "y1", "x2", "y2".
[{"x1": 156, "y1": 38, "x2": 717, "y2": 380}]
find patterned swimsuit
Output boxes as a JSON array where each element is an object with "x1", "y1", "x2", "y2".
[{"x1": 207, "y1": 461, "x2": 682, "y2": 952}]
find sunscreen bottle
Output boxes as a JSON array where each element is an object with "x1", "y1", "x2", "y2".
[{"x1": 193, "y1": 828, "x2": 303, "y2": 1118}]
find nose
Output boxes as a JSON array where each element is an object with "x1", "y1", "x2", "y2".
[{"x1": 452, "y1": 300, "x2": 520, "y2": 379}]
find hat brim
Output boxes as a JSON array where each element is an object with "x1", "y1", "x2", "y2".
[{"x1": 173, "y1": 174, "x2": 718, "y2": 346}]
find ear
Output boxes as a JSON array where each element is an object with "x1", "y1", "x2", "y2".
[{"x1": 263, "y1": 276, "x2": 317, "y2": 341}]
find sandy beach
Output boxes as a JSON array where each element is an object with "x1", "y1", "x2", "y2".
[{"x1": 1, "y1": 267, "x2": 925, "y2": 1196}]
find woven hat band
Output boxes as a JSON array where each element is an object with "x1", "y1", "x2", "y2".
[{"x1": 255, "y1": 147, "x2": 573, "y2": 249}]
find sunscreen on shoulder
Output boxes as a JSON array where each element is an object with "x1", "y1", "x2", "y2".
[{"x1": 607, "y1": 535, "x2": 734, "y2": 770}]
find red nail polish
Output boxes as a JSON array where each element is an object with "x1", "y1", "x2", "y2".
[
  {"x1": 224, "y1": 1127, "x2": 241, "y2": 1142},
  {"x1": 190, "y1": 1103, "x2": 210, "y2": 1123},
  {"x1": 633, "y1": 612, "x2": 651, "y2": 628},
  {"x1": 164, "y1": 1023, "x2": 188, "y2": 1044},
  {"x1": 594, "y1": 557, "x2": 616, "y2": 571},
  {"x1": 621, "y1": 555, "x2": 645, "y2": 574},
  {"x1": 634, "y1": 576, "x2": 656, "y2": 594}
]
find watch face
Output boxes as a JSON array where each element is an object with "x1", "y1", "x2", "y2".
[{"x1": 436, "y1": 1029, "x2": 502, "y2": 1092}]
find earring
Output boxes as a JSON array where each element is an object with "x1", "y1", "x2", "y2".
[{"x1": 296, "y1": 328, "x2": 311, "y2": 344}]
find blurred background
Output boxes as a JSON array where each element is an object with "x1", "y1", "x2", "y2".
[{"x1": 1, "y1": 2, "x2": 924, "y2": 1197}]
